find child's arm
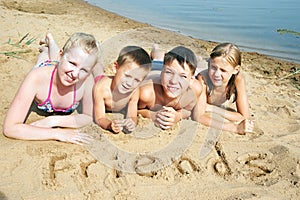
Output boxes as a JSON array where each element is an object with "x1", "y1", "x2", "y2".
[
  {"x1": 93, "y1": 80, "x2": 123, "y2": 133},
  {"x1": 31, "y1": 75, "x2": 94, "y2": 128},
  {"x1": 137, "y1": 82, "x2": 161, "y2": 120},
  {"x1": 205, "y1": 73, "x2": 250, "y2": 122},
  {"x1": 234, "y1": 73, "x2": 250, "y2": 119},
  {"x1": 138, "y1": 83, "x2": 194, "y2": 130},
  {"x1": 3, "y1": 70, "x2": 91, "y2": 144},
  {"x1": 193, "y1": 80, "x2": 254, "y2": 134},
  {"x1": 155, "y1": 106, "x2": 181, "y2": 130},
  {"x1": 126, "y1": 89, "x2": 139, "y2": 123},
  {"x1": 123, "y1": 89, "x2": 140, "y2": 132}
]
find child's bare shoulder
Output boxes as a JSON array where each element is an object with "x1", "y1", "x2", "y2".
[
  {"x1": 93, "y1": 76, "x2": 112, "y2": 94},
  {"x1": 139, "y1": 81, "x2": 155, "y2": 100},
  {"x1": 235, "y1": 72, "x2": 246, "y2": 84},
  {"x1": 190, "y1": 78, "x2": 203, "y2": 96},
  {"x1": 28, "y1": 66, "x2": 53, "y2": 82}
]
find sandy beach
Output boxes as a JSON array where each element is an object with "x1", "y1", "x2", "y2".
[{"x1": 0, "y1": 0, "x2": 300, "y2": 199}]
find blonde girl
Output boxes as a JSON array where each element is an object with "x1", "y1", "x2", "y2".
[
  {"x1": 3, "y1": 32, "x2": 100, "y2": 144},
  {"x1": 194, "y1": 43, "x2": 254, "y2": 134}
]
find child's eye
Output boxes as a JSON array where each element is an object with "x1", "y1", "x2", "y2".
[
  {"x1": 133, "y1": 79, "x2": 141, "y2": 85},
  {"x1": 80, "y1": 68, "x2": 88, "y2": 73},
  {"x1": 165, "y1": 70, "x2": 173, "y2": 74},
  {"x1": 181, "y1": 75, "x2": 188, "y2": 79},
  {"x1": 210, "y1": 66, "x2": 217, "y2": 70}
]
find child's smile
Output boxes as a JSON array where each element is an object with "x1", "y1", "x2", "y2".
[
  {"x1": 162, "y1": 60, "x2": 191, "y2": 98},
  {"x1": 208, "y1": 57, "x2": 237, "y2": 87}
]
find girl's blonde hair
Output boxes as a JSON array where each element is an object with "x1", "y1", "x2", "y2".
[
  {"x1": 62, "y1": 32, "x2": 100, "y2": 58},
  {"x1": 209, "y1": 43, "x2": 241, "y2": 102}
]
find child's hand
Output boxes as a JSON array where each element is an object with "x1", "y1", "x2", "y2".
[
  {"x1": 156, "y1": 106, "x2": 178, "y2": 130},
  {"x1": 237, "y1": 119, "x2": 254, "y2": 134},
  {"x1": 123, "y1": 118, "x2": 136, "y2": 133},
  {"x1": 56, "y1": 129, "x2": 94, "y2": 145},
  {"x1": 111, "y1": 120, "x2": 124, "y2": 133}
]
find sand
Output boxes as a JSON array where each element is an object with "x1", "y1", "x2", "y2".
[{"x1": 0, "y1": 0, "x2": 300, "y2": 199}]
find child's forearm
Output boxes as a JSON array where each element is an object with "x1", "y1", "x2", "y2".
[
  {"x1": 199, "y1": 114, "x2": 254, "y2": 134},
  {"x1": 197, "y1": 114, "x2": 240, "y2": 133},
  {"x1": 95, "y1": 117, "x2": 113, "y2": 131},
  {"x1": 57, "y1": 114, "x2": 92, "y2": 128},
  {"x1": 4, "y1": 122, "x2": 94, "y2": 144},
  {"x1": 4, "y1": 123, "x2": 61, "y2": 141},
  {"x1": 206, "y1": 104, "x2": 245, "y2": 122},
  {"x1": 180, "y1": 109, "x2": 192, "y2": 120},
  {"x1": 33, "y1": 114, "x2": 92, "y2": 128}
]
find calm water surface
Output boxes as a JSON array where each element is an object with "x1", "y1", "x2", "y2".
[{"x1": 87, "y1": 0, "x2": 300, "y2": 63}]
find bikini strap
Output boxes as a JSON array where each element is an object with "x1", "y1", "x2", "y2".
[
  {"x1": 73, "y1": 83, "x2": 77, "y2": 104},
  {"x1": 48, "y1": 65, "x2": 77, "y2": 106},
  {"x1": 46, "y1": 66, "x2": 57, "y2": 100}
]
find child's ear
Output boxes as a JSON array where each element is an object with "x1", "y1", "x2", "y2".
[
  {"x1": 233, "y1": 65, "x2": 240, "y2": 75},
  {"x1": 112, "y1": 62, "x2": 118, "y2": 74}
]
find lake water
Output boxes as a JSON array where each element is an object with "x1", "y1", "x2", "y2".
[{"x1": 87, "y1": 0, "x2": 300, "y2": 63}]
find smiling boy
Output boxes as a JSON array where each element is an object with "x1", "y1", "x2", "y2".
[
  {"x1": 138, "y1": 46, "x2": 202, "y2": 130},
  {"x1": 93, "y1": 46, "x2": 151, "y2": 133}
]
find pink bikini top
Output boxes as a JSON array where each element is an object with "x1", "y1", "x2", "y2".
[{"x1": 36, "y1": 61, "x2": 79, "y2": 113}]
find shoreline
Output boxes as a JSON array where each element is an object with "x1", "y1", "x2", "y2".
[
  {"x1": 86, "y1": 0, "x2": 300, "y2": 64},
  {"x1": 86, "y1": 0, "x2": 300, "y2": 88},
  {"x1": 0, "y1": 0, "x2": 300, "y2": 199}
]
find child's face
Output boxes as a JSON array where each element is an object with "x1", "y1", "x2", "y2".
[
  {"x1": 208, "y1": 56, "x2": 238, "y2": 87},
  {"x1": 115, "y1": 62, "x2": 149, "y2": 94},
  {"x1": 161, "y1": 59, "x2": 192, "y2": 98},
  {"x1": 58, "y1": 47, "x2": 97, "y2": 86}
]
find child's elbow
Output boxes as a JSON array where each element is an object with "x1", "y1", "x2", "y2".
[{"x1": 3, "y1": 124, "x2": 15, "y2": 138}]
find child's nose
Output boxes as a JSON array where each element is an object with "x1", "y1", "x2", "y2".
[
  {"x1": 71, "y1": 68, "x2": 80, "y2": 78},
  {"x1": 124, "y1": 77, "x2": 133, "y2": 88},
  {"x1": 215, "y1": 69, "x2": 221, "y2": 76},
  {"x1": 170, "y1": 74, "x2": 179, "y2": 83}
]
